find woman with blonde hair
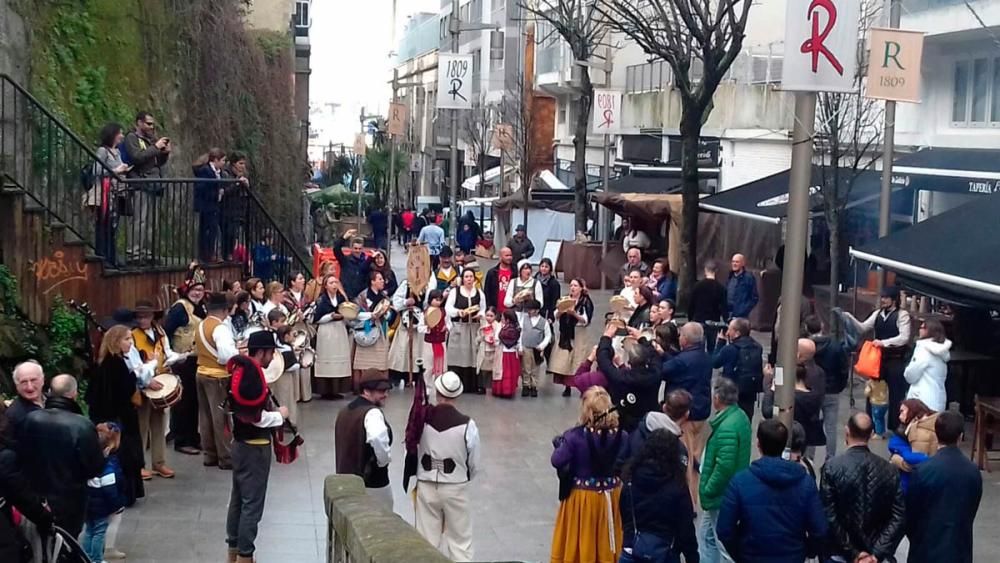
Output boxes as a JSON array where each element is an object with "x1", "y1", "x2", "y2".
[
  {"x1": 260, "y1": 280, "x2": 288, "y2": 318},
  {"x1": 312, "y1": 273, "x2": 352, "y2": 399},
  {"x1": 550, "y1": 386, "x2": 627, "y2": 563},
  {"x1": 86, "y1": 325, "x2": 144, "y2": 506}
]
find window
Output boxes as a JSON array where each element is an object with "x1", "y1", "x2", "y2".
[
  {"x1": 294, "y1": 0, "x2": 311, "y2": 28},
  {"x1": 489, "y1": 31, "x2": 504, "y2": 71},
  {"x1": 472, "y1": 49, "x2": 482, "y2": 95},
  {"x1": 952, "y1": 57, "x2": 1000, "y2": 126},
  {"x1": 440, "y1": 17, "x2": 448, "y2": 40}
]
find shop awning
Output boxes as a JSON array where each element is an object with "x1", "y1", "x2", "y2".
[
  {"x1": 893, "y1": 148, "x2": 1000, "y2": 195},
  {"x1": 539, "y1": 170, "x2": 571, "y2": 190},
  {"x1": 606, "y1": 165, "x2": 717, "y2": 194},
  {"x1": 849, "y1": 194, "x2": 1000, "y2": 307},
  {"x1": 698, "y1": 167, "x2": 897, "y2": 224},
  {"x1": 462, "y1": 166, "x2": 514, "y2": 191}
]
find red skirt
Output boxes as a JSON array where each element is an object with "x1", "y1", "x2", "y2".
[{"x1": 492, "y1": 351, "x2": 520, "y2": 397}]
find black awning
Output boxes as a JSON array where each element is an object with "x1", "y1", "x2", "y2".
[
  {"x1": 698, "y1": 167, "x2": 890, "y2": 224},
  {"x1": 894, "y1": 148, "x2": 1000, "y2": 195},
  {"x1": 849, "y1": 194, "x2": 1000, "y2": 307},
  {"x1": 605, "y1": 166, "x2": 716, "y2": 194}
]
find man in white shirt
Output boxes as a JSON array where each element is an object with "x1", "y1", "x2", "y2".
[
  {"x1": 334, "y1": 369, "x2": 394, "y2": 510},
  {"x1": 414, "y1": 372, "x2": 480, "y2": 561},
  {"x1": 195, "y1": 292, "x2": 240, "y2": 469}
]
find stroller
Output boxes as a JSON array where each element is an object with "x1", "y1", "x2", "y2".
[{"x1": 25, "y1": 525, "x2": 94, "y2": 563}]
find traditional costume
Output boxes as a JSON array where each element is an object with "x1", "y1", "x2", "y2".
[
  {"x1": 419, "y1": 307, "x2": 451, "y2": 404},
  {"x1": 445, "y1": 285, "x2": 485, "y2": 394},
  {"x1": 414, "y1": 373, "x2": 480, "y2": 561},
  {"x1": 225, "y1": 338, "x2": 286, "y2": 563},
  {"x1": 476, "y1": 320, "x2": 500, "y2": 392},
  {"x1": 434, "y1": 264, "x2": 460, "y2": 293},
  {"x1": 492, "y1": 320, "x2": 521, "y2": 398},
  {"x1": 388, "y1": 280, "x2": 427, "y2": 386},
  {"x1": 334, "y1": 371, "x2": 395, "y2": 510},
  {"x1": 503, "y1": 266, "x2": 544, "y2": 322},
  {"x1": 163, "y1": 285, "x2": 205, "y2": 453},
  {"x1": 195, "y1": 294, "x2": 240, "y2": 468},
  {"x1": 282, "y1": 287, "x2": 313, "y2": 402},
  {"x1": 519, "y1": 310, "x2": 552, "y2": 397},
  {"x1": 549, "y1": 295, "x2": 595, "y2": 390},
  {"x1": 269, "y1": 340, "x2": 300, "y2": 426},
  {"x1": 351, "y1": 288, "x2": 392, "y2": 391},
  {"x1": 312, "y1": 290, "x2": 353, "y2": 396}
]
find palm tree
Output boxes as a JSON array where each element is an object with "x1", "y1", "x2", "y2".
[{"x1": 363, "y1": 145, "x2": 408, "y2": 209}]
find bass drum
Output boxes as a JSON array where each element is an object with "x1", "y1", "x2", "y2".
[{"x1": 142, "y1": 374, "x2": 182, "y2": 410}]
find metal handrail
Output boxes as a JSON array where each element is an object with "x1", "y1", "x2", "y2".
[{"x1": 243, "y1": 186, "x2": 312, "y2": 274}]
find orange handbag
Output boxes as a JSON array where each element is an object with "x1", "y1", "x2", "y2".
[{"x1": 854, "y1": 341, "x2": 882, "y2": 379}]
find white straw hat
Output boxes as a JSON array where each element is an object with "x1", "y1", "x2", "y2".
[{"x1": 434, "y1": 371, "x2": 464, "y2": 399}]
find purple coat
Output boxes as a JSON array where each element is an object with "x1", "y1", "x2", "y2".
[
  {"x1": 572, "y1": 361, "x2": 609, "y2": 394},
  {"x1": 551, "y1": 425, "x2": 628, "y2": 490}
]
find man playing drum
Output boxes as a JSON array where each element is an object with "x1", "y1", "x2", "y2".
[{"x1": 128, "y1": 300, "x2": 188, "y2": 480}]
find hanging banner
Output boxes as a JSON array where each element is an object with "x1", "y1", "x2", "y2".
[
  {"x1": 781, "y1": 0, "x2": 861, "y2": 92},
  {"x1": 866, "y1": 28, "x2": 924, "y2": 103},
  {"x1": 492, "y1": 123, "x2": 514, "y2": 152},
  {"x1": 464, "y1": 148, "x2": 477, "y2": 167},
  {"x1": 387, "y1": 102, "x2": 408, "y2": 136},
  {"x1": 353, "y1": 133, "x2": 366, "y2": 156},
  {"x1": 591, "y1": 89, "x2": 623, "y2": 134},
  {"x1": 437, "y1": 54, "x2": 474, "y2": 110}
]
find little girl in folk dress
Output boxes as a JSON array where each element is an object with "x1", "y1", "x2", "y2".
[
  {"x1": 420, "y1": 289, "x2": 451, "y2": 403},
  {"x1": 492, "y1": 309, "x2": 521, "y2": 398},
  {"x1": 476, "y1": 307, "x2": 500, "y2": 394}
]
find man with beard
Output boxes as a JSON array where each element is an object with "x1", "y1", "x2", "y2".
[
  {"x1": 335, "y1": 370, "x2": 394, "y2": 510},
  {"x1": 334, "y1": 229, "x2": 371, "y2": 300},
  {"x1": 484, "y1": 246, "x2": 514, "y2": 315}
]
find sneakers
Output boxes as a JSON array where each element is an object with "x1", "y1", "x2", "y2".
[
  {"x1": 140, "y1": 468, "x2": 153, "y2": 481},
  {"x1": 152, "y1": 463, "x2": 175, "y2": 478},
  {"x1": 104, "y1": 547, "x2": 126, "y2": 560}
]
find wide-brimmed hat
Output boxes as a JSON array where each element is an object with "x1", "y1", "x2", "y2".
[
  {"x1": 435, "y1": 371, "x2": 463, "y2": 399},
  {"x1": 100, "y1": 307, "x2": 136, "y2": 331},
  {"x1": 358, "y1": 369, "x2": 392, "y2": 391},
  {"x1": 247, "y1": 330, "x2": 279, "y2": 351},
  {"x1": 132, "y1": 300, "x2": 163, "y2": 319}
]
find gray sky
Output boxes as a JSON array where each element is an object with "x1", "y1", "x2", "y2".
[{"x1": 311, "y1": 0, "x2": 441, "y2": 149}]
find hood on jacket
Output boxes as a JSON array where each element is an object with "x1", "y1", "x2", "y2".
[
  {"x1": 916, "y1": 338, "x2": 952, "y2": 362},
  {"x1": 644, "y1": 411, "x2": 683, "y2": 437},
  {"x1": 812, "y1": 334, "x2": 833, "y2": 354},
  {"x1": 748, "y1": 456, "x2": 809, "y2": 490}
]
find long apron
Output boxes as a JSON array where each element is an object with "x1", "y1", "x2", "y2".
[{"x1": 314, "y1": 320, "x2": 352, "y2": 393}]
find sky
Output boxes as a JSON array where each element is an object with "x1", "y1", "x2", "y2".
[{"x1": 310, "y1": 0, "x2": 441, "y2": 155}]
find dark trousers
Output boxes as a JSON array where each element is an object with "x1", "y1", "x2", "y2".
[
  {"x1": 49, "y1": 492, "x2": 87, "y2": 538},
  {"x1": 430, "y1": 254, "x2": 440, "y2": 270},
  {"x1": 226, "y1": 441, "x2": 272, "y2": 556},
  {"x1": 738, "y1": 390, "x2": 757, "y2": 421},
  {"x1": 94, "y1": 208, "x2": 116, "y2": 264},
  {"x1": 198, "y1": 211, "x2": 219, "y2": 261},
  {"x1": 703, "y1": 323, "x2": 720, "y2": 354},
  {"x1": 882, "y1": 355, "x2": 909, "y2": 431},
  {"x1": 171, "y1": 357, "x2": 200, "y2": 450},
  {"x1": 220, "y1": 215, "x2": 243, "y2": 260}
]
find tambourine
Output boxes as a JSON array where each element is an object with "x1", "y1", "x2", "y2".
[
  {"x1": 515, "y1": 288, "x2": 534, "y2": 303},
  {"x1": 337, "y1": 302, "x2": 360, "y2": 321},
  {"x1": 609, "y1": 295, "x2": 631, "y2": 314},
  {"x1": 424, "y1": 306, "x2": 443, "y2": 328},
  {"x1": 556, "y1": 296, "x2": 576, "y2": 314},
  {"x1": 263, "y1": 349, "x2": 285, "y2": 384},
  {"x1": 463, "y1": 305, "x2": 480, "y2": 317},
  {"x1": 372, "y1": 299, "x2": 392, "y2": 319}
]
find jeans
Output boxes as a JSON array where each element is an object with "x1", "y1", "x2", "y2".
[
  {"x1": 198, "y1": 211, "x2": 220, "y2": 261},
  {"x1": 822, "y1": 393, "x2": 841, "y2": 461},
  {"x1": 125, "y1": 190, "x2": 152, "y2": 260},
  {"x1": 698, "y1": 509, "x2": 733, "y2": 563},
  {"x1": 226, "y1": 442, "x2": 272, "y2": 556},
  {"x1": 81, "y1": 516, "x2": 109, "y2": 562},
  {"x1": 882, "y1": 355, "x2": 909, "y2": 432},
  {"x1": 871, "y1": 404, "x2": 888, "y2": 436}
]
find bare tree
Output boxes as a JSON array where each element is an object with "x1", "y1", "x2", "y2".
[
  {"x1": 597, "y1": 0, "x2": 751, "y2": 306},
  {"x1": 499, "y1": 75, "x2": 539, "y2": 226},
  {"x1": 521, "y1": 0, "x2": 609, "y2": 232},
  {"x1": 462, "y1": 99, "x2": 495, "y2": 198},
  {"x1": 815, "y1": 0, "x2": 883, "y2": 327}
]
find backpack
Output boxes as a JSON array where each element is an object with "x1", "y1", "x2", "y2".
[
  {"x1": 734, "y1": 338, "x2": 764, "y2": 393},
  {"x1": 80, "y1": 161, "x2": 99, "y2": 191}
]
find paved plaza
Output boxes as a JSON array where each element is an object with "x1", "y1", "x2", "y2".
[{"x1": 114, "y1": 248, "x2": 1000, "y2": 562}]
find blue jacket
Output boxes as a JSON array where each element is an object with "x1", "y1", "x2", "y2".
[
  {"x1": 887, "y1": 433, "x2": 930, "y2": 492},
  {"x1": 727, "y1": 270, "x2": 759, "y2": 319},
  {"x1": 717, "y1": 456, "x2": 827, "y2": 563},
  {"x1": 662, "y1": 346, "x2": 713, "y2": 421},
  {"x1": 86, "y1": 454, "x2": 126, "y2": 521},
  {"x1": 712, "y1": 336, "x2": 764, "y2": 394},
  {"x1": 193, "y1": 164, "x2": 221, "y2": 214},
  {"x1": 655, "y1": 275, "x2": 678, "y2": 302}
]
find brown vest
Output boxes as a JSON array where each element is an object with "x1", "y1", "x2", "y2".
[{"x1": 334, "y1": 397, "x2": 392, "y2": 488}]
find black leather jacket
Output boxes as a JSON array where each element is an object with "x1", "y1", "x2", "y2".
[
  {"x1": 820, "y1": 445, "x2": 905, "y2": 562},
  {"x1": 18, "y1": 396, "x2": 105, "y2": 513}
]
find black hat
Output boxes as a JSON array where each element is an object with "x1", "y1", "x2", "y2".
[
  {"x1": 880, "y1": 285, "x2": 900, "y2": 300},
  {"x1": 205, "y1": 291, "x2": 230, "y2": 311},
  {"x1": 247, "y1": 330, "x2": 279, "y2": 352},
  {"x1": 358, "y1": 369, "x2": 392, "y2": 391},
  {"x1": 227, "y1": 355, "x2": 267, "y2": 408},
  {"x1": 100, "y1": 307, "x2": 135, "y2": 331},
  {"x1": 439, "y1": 245, "x2": 453, "y2": 258},
  {"x1": 515, "y1": 224, "x2": 526, "y2": 232}
]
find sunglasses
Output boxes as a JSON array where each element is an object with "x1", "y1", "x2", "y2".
[{"x1": 143, "y1": 121, "x2": 156, "y2": 127}]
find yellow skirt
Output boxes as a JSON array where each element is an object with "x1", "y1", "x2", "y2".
[{"x1": 550, "y1": 485, "x2": 623, "y2": 563}]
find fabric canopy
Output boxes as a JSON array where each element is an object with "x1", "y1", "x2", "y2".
[
  {"x1": 894, "y1": 148, "x2": 1000, "y2": 195},
  {"x1": 492, "y1": 189, "x2": 576, "y2": 213},
  {"x1": 849, "y1": 194, "x2": 1000, "y2": 307},
  {"x1": 698, "y1": 167, "x2": 893, "y2": 224},
  {"x1": 592, "y1": 192, "x2": 683, "y2": 222},
  {"x1": 462, "y1": 166, "x2": 514, "y2": 191},
  {"x1": 539, "y1": 170, "x2": 571, "y2": 190}
]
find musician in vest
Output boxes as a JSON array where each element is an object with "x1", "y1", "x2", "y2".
[
  {"x1": 163, "y1": 279, "x2": 206, "y2": 455},
  {"x1": 129, "y1": 300, "x2": 187, "y2": 479},
  {"x1": 388, "y1": 278, "x2": 429, "y2": 387},
  {"x1": 267, "y1": 325, "x2": 300, "y2": 427},
  {"x1": 224, "y1": 332, "x2": 288, "y2": 563},
  {"x1": 352, "y1": 270, "x2": 393, "y2": 392},
  {"x1": 432, "y1": 246, "x2": 460, "y2": 295},
  {"x1": 196, "y1": 292, "x2": 240, "y2": 469},
  {"x1": 414, "y1": 371, "x2": 480, "y2": 561},
  {"x1": 445, "y1": 269, "x2": 487, "y2": 394},
  {"x1": 844, "y1": 285, "x2": 913, "y2": 431},
  {"x1": 334, "y1": 369, "x2": 394, "y2": 510},
  {"x1": 504, "y1": 260, "x2": 544, "y2": 323},
  {"x1": 282, "y1": 270, "x2": 313, "y2": 403},
  {"x1": 519, "y1": 299, "x2": 552, "y2": 398}
]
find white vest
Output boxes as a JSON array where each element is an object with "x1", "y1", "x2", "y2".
[{"x1": 417, "y1": 423, "x2": 471, "y2": 484}]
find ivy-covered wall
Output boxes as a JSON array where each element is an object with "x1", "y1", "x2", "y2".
[{"x1": 17, "y1": 0, "x2": 305, "y2": 241}]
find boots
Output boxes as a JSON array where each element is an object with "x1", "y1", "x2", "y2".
[
  {"x1": 521, "y1": 386, "x2": 530, "y2": 397},
  {"x1": 226, "y1": 547, "x2": 238, "y2": 563}
]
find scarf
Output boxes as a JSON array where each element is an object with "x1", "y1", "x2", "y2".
[{"x1": 559, "y1": 295, "x2": 594, "y2": 351}]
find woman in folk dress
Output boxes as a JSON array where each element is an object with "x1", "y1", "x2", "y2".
[
  {"x1": 312, "y1": 274, "x2": 352, "y2": 399},
  {"x1": 351, "y1": 270, "x2": 392, "y2": 391},
  {"x1": 445, "y1": 269, "x2": 486, "y2": 394},
  {"x1": 503, "y1": 260, "x2": 543, "y2": 322},
  {"x1": 549, "y1": 278, "x2": 595, "y2": 397}
]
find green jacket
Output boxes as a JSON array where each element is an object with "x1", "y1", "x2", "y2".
[{"x1": 699, "y1": 404, "x2": 751, "y2": 511}]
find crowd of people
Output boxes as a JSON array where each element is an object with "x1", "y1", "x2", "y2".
[{"x1": 0, "y1": 223, "x2": 988, "y2": 563}]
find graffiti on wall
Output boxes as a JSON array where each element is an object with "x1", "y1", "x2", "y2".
[{"x1": 29, "y1": 251, "x2": 89, "y2": 295}]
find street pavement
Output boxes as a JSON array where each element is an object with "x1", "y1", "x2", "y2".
[{"x1": 114, "y1": 242, "x2": 997, "y2": 562}]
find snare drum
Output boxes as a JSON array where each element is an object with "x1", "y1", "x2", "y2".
[{"x1": 142, "y1": 374, "x2": 182, "y2": 410}]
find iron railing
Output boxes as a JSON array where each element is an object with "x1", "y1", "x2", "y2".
[{"x1": 0, "y1": 73, "x2": 309, "y2": 280}]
